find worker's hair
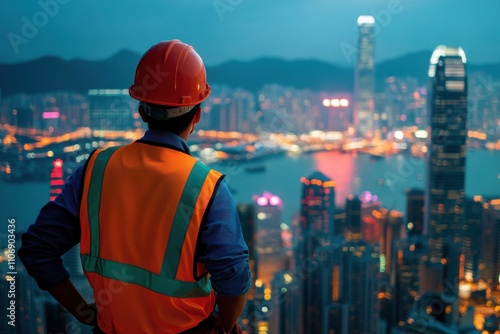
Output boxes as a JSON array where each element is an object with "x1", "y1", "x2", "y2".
[{"x1": 140, "y1": 103, "x2": 201, "y2": 135}]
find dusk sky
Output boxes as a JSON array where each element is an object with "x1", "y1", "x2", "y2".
[{"x1": 1, "y1": 0, "x2": 499, "y2": 67}]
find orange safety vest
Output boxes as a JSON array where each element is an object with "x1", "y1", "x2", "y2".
[{"x1": 79, "y1": 141, "x2": 223, "y2": 333}]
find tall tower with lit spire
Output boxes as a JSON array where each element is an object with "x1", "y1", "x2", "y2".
[
  {"x1": 353, "y1": 15, "x2": 376, "y2": 138},
  {"x1": 425, "y1": 45, "x2": 468, "y2": 262}
]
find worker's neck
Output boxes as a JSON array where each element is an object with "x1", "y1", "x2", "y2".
[{"x1": 178, "y1": 127, "x2": 191, "y2": 142}]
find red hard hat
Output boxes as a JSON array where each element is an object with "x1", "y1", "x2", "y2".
[{"x1": 129, "y1": 40, "x2": 211, "y2": 107}]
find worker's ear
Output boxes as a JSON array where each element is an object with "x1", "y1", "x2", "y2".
[
  {"x1": 193, "y1": 105, "x2": 202, "y2": 124},
  {"x1": 138, "y1": 104, "x2": 147, "y2": 122}
]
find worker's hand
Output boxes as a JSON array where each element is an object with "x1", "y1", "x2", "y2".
[{"x1": 76, "y1": 302, "x2": 98, "y2": 327}]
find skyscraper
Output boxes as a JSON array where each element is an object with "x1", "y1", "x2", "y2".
[
  {"x1": 481, "y1": 199, "x2": 500, "y2": 286},
  {"x1": 353, "y1": 15, "x2": 376, "y2": 138},
  {"x1": 463, "y1": 196, "x2": 484, "y2": 281},
  {"x1": 393, "y1": 238, "x2": 426, "y2": 324},
  {"x1": 343, "y1": 239, "x2": 380, "y2": 333},
  {"x1": 299, "y1": 172, "x2": 336, "y2": 240},
  {"x1": 425, "y1": 46, "x2": 468, "y2": 262},
  {"x1": 49, "y1": 158, "x2": 65, "y2": 201},
  {"x1": 253, "y1": 192, "x2": 285, "y2": 285},
  {"x1": 406, "y1": 188, "x2": 425, "y2": 237},
  {"x1": 345, "y1": 194, "x2": 361, "y2": 240},
  {"x1": 236, "y1": 204, "x2": 258, "y2": 334}
]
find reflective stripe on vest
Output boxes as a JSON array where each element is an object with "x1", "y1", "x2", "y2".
[{"x1": 80, "y1": 144, "x2": 220, "y2": 298}]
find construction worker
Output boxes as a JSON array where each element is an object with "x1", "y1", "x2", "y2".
[{"x1": 19, "y1": 40, "x2": 251, "y2": 333}]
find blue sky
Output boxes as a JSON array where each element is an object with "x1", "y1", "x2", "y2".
[{"x1": 1, "y1": 0, "x2": 499, "y2": 66}]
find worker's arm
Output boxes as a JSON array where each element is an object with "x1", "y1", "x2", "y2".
[
  {"x1": 216, "y1": 294, "x2": 248, "y2": 332},
  {"x1": 19, "y1": 166, "x2": 85, "y2": 289},
  {"x1": 19, "y1": 166, "x2": 90, "y2": 314},
  {"x1": 48, "y1": 278, "x2": 97, "y2": 326},
  {"x1": 197, "y1": 180, "x2": 252, "y2": 331}
]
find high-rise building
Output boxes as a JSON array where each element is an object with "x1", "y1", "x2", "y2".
[
  {"x1": 237, "y1": 204, "x2": 257, "y2": 290},
  {"x1": 481, "y1": 199, "x2": 500, "y2": 286},
  {"x1": 299, "y1": 172, "x2": 336, "y2": 240},
  {"x1": 359, "y1": 191, "x2": 381, "y2": 244},
  {"x1": 345, "y1": 194, "x2": 362, "y2": 240},
  {"x1": 296, "y1": 231, "x2": 322, "y2": 334},
  {"x1": 270, "y1": 270, "x2": 301, "y2": 334},
  {"x1": 463, "y1": 196, "x2": 484, "y2": 281},
  {"x1": 406, "y1": 188, "x2": 425, "y2": 237},
  {"x1": 353, "y1": 15, "x2": 376, "y2": 138},
  {"x1": 49, "y1": 158, "x2": 65, "y2": 201},
  {"x1": 296, "y1": 172, "x2": 335, "y2": 334},
  {"x1": 88, "y1": 89, "x2": 140, "y2": 131},
  {"x1": 393, "y1": 238, "x2": 426, "y2": 324},
  {"x1": 343, "y1": 239, "x2": 380, "y2": 333},
  {"x1": 425, "y1": 45, "x2": 468, "y2": 262},
  {"x1": 321, "y1": 238, "x2": 348, "y2": 333},
  {"x1": 378, "y1": 209, "x2": 404, "y2": 275},
  {"x1": 236, "y1": 204, "x2": 258, "y2": 334},
  {"x1": 253, "y1": 192, "x2": 285, "y2": 286}
]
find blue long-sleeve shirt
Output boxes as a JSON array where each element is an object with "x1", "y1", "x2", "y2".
[{"x1": 19, "y1": 130, "x2": 251, "y2": 297}]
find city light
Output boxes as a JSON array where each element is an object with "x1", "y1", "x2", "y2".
[
  {"x1": 357, "y1": 15, "x2": 375, "y2": 25},
  {"x1": 255, "y1": 192, "x2": 282, "y2": 207},
  {"x1": 415, "y1": 130, "x2": 428, "y2": 139},
  {"x1": 256, "y1": 196, "x2": 268, "y2": 206},
  {"x1": 53, "y1": 159, "x2": 63, "y2": 168},
  {"x1": 394, "y1": 131, "x2": 404, "y2": 141},
  {"x1": 269, "y1": 196, "x2": 281, "y2": 206},
  {"x1": 42, "y1": 111, "x2": 60, "y2": 119},
  {"x1": 322, "y1": 98, "x2": 350, "y2": 108}
]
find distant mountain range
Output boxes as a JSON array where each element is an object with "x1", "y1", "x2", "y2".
[{"x1": 2, "y1": 50, "x2": 500, "y2": 97}]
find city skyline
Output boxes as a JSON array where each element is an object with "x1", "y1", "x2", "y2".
[
  {"x1": 2, "y1": 1, "x2": 500, "y2": 66},
  {"x1": 2, "y1": 6, "x2": 500, "y2": 332}
]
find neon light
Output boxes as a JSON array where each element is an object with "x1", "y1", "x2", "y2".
[
  {"x1": 53, "y1": 159, "x2": 64, "y2": 168},
  {"x1": 43, "y1": 111, "x2": 60, "y2": 119},
  {"x1": 257, "y1": 197, "x2": 268, "y2": 206},
  {"x1": 269, "y1": 196, "x2": 281, "y2": 206}
]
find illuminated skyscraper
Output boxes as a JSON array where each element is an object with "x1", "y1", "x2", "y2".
[
  {"x1": 353, "y1": 15, "x2": 376, "y2": 138},
  {"x1": 425, "y1": 46, "x2": 468, "y2": 262},
  {"x1": 236, "y1": 204, "x2": 258, "y2": 334},
  {"x1": 49, "y1": 158, "x2": 65, "y2": 201},
  {"x1": 345, "y1": 194, "x2": 361, "y2": 239},
  {"x1": 406, "y1": 188, "x2": 425, "y2": 237},
  {"x1": 481, "y1": 199, "x2": 500, "y2": 286},
  {"x1": 296, "y1": 172, "x2": 335, "y2": 334},
  {"x1": 237, "y1": 204, "x2": 257, "y2": 292},
  {"x1": 253, "y1": 192, "x2": 285, "y2": 285},
  {"x1": 463, "y1": 196, "x2": 484, "y2": 281},
  {"x1": 343, "y1": 240, "x2": 380, "y2": 333},
  {"x1": 271, "y1": 270, "x2": 300, "y2": 334},
  {"x1": 393, "y1": 238, "x2": 426, "y2": 324},
  {"x1": 299, "y1": 172, "x2": 336, "y2": 239}
]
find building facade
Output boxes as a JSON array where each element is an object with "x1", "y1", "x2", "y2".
[
  {"x1": 353, "y1": 15, "x2": 376, "y2": 138},
  {"x1": 425, "y1": 46, "x2": 468, "y2": 262}
]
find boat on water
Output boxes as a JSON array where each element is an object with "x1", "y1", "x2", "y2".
[
  {"x1": 244, "y1": 165, "x2": 266, "y2": 173},
  {"x1": 369, "y1": 153, "x2": 385, "y2": 160}
]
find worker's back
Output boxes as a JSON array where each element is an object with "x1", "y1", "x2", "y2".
[{"x1": 80, "y1": 141, "x2": 222, "y2": 333}]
